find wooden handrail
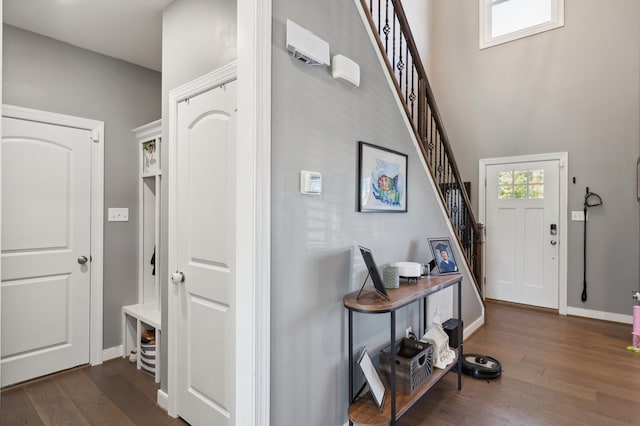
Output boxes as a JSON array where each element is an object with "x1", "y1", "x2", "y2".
[{"x1": 359, "y1": 0, "x2": 484, "y2": 297}]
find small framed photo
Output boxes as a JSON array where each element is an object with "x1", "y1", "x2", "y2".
[
  {"x1": 428, "y1": 238, "x2": 459, "y2": 275},
  {"x1": 358, "y1": 141, "x2": 407, "y2": 212},
  {"x1": 356, "y1": 347, "x2": 386, "y2": 412}
]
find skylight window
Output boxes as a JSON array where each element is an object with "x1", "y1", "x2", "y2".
[{"x1": 479, "y1": 0, "x2": 564, "y2": 49}]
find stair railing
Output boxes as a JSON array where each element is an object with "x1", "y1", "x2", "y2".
[{"x1": 359, "y1": 0, "x2": 484, "y2": 294}]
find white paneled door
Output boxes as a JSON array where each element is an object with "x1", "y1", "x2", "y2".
[
  {"x1": 485, "y1": 160, "x2": 560, "y2": 309},
  {"x1": 175, "y1": 80, "x2": 237, "y2": 425},
  {"x1": 1, "y1": 116, "x2": 91, "y2": 387}
]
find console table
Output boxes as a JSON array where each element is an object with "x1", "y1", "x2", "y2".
[{"x1": 344, "y1": 274, "x2": 463, "y2": 425}]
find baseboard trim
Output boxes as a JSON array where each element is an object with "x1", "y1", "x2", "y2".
[
  {"x1": 464, "y1": 314, "x2": 485, "y2": 340},
  {"x1": 157, "y1": 389, "x2": 171, "y2": 414},
  {"x1": 566, "y1": 306, "x2": 633, "y2": 324},
  {"x1": 102, "y1": 345, "x2": 123, "y2": 361}
]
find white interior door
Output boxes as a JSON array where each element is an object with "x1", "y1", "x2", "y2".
[
  {"x1": 175, "y1": 80, "x2": 237, "y2": 425},
  {"x1": 485, "y1": 160, "x2": 560, "y2": 308},
  {"x1": 1, "y1": 116, "x2": 91, "y2": 387}
]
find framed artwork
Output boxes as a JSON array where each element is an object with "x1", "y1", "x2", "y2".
[
  {"x1": 358, "y1": 141, "x2": 407, "y2": 212},
  {"x1": 428, "y1": 238, "x2": 459, "y2": 275},
  {"x1": 356, "y1": 347, "x2": 386, "y2": 412}
]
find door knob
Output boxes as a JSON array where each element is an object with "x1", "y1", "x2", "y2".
[
  {"x1": 77, "y1": 255, "x2": 89, "y2": 265},
  {"x1": 550, "y1": 240, "x2": 557, "y2": 245},
  {"x1": 171, "y1": 271, "x2": 185, "y2": 284}
]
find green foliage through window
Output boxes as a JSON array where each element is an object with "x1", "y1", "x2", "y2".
[{"x1": 498, "y1": 169, "x2": 544, "y2": 200}]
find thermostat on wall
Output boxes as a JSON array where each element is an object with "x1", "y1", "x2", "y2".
[{"x1": 301, "y1": 170, "x2": 322, "y2": 195}]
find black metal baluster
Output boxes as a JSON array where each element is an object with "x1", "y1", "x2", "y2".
[
  {"x1": 392, "y1": 12, "x2": 396, "y2": 72},
  {"x1": 397, "y1": 29, "x2": 404, "y2": 98},
  {"x1": 409, "y1": 65, "x2": 415, "y2": 120},
  {"x1": 404, "y1": 44, "x2": 409, "y2": 105},
  {"x1": 383, "y1": 0, "x2": 390, "y2": 52}
]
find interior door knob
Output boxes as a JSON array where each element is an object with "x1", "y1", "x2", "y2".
[
  {"x1": 171, "y1": 271, "x2": 185, "y2": 284},
  {"x1": 77, "y1": 255, "x2": 88, "y2": 265}
]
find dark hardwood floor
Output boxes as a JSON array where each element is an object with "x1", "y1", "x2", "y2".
[
  {"x1": 2, "y1": 301, "x2": 639, "y2": 425},
  {"x1": 1, "y1": 357, "x2": 187, "y2": 425},
  {"x1": 398, "y1": 300, "x2": 640, "y2": 425}
]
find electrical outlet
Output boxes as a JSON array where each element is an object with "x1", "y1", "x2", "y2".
[
  {"x1": 108, "y1": 207, "x2": 129, "y2": 222},
  {"x1": 571, "y1": 211, "x2": 585, "y2": 221},
  {"x1": 405, "y1": 327, "x2": 412, "y2": 338}
]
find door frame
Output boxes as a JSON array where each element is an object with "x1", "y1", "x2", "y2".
[
  {"x1": 167, "y1": 58, "x2": 271, "y2": 423},
  {"x1": 2, "y1": 104, "x2": 105, "y2": 366},
  {"x1": 479, "y1": 152, "x2": 568, "y2": 314}
]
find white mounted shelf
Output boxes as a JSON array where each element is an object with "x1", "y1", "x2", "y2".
[{"x1": 122, "y1": 119, "x2": 162, "y2": 383}]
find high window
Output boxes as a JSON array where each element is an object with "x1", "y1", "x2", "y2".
[{"x1": 479, "y1": 0, "x2": 564, "y2": 49}]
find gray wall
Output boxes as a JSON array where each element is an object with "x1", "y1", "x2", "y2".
[
  {"x1": 271, "y1": 0, "x2": 481, "y2": 424},
  {"x1": 2, "y1": 25, "x2": 162, "y2": 349},
  {"x1": 422, "y1": 0, "x2": 640, "y2": 315},
  {"x1": 159, "y1": 0, "x2": 237, "y2": 391}
]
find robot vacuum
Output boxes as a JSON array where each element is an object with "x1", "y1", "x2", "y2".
[{"x1": 458, "y1": 353, "x2": 502, "y2": 379}]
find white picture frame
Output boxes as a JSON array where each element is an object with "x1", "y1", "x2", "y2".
[{"x1": 356, "y1": 347, "x2": 386, "y2": 411}]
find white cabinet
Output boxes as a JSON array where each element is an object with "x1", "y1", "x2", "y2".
[{"x1": 122, "y1": 119, "x2": 162, "y2": 382}]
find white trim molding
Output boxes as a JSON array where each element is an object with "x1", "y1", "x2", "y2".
[
  {"x1": 103, "y1": 345, "x2": 123, "y2": 361},
  {"x1": 463, "y1": 315, "x2": 485, "y2": 340},
  {"x1": 157, "y1": 389, "x2": 169, "y2": 411},
  {"x1": 566, "y1": 307, "x2": 633, "y2": 324},
  {"x1": 1, "y1": 104, "x2": 105, "y2": 367},
  {"x1": 238, "y1": 0, "x2": 272, "y2": 424},
  {"x1": 479, "y1": 152, "x2": 569, "y2": 315}
]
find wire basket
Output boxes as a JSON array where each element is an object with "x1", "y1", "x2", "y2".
[{"x1": 379, "y1": 338, "x2": 433, "y2": 394}]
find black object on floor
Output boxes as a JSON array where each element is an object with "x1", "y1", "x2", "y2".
[{"x1": 457, "y1": 353, "x2": 502, "y2": 379}]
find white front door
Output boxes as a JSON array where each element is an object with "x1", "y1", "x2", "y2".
[
  {"x1": 1, "y1": 116, "x2": 91, "y2": 387},
  {"x1": 485, "y1": 160, "x2": 560, "y2": 308},
  {"x1": 174, "y1": 80, "x2": 237, "y2": 425}
]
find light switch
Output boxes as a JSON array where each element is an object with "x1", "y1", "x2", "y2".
[{"x1": 108, "y1": 208, "x2": 129, "y2": 222}]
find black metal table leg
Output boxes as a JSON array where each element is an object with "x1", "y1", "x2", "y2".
[
  {"x1": 348, "y1": 309, "x2": 354, "y2": 426},
  {"x1": 457, "y1": 280, "x2": 462, "y2": 391},
  {"x1": 390, "y1": 310, "x2": 396, "y2": 425}
]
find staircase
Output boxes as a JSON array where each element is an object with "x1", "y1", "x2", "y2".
[{"x1": 359, "y1": 0, "x2": 484, "y2": 296}]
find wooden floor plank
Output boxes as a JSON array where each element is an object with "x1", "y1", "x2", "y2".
[
  {"x1": 84, "y1": 367, "x2": 178, "y2": 426},
  {"x1": 1, "y1": 358, "x2": 186, "y2": 426},
  {"x1": 107, "y1": 358, "x2": 159, "y2": 402},
  {"x1": 0, "y1": 386, "x2": 45, "y2": 426},
  {"x1": 56, "y1": 369, "x2": 135, "y2": 426},
  {"x1": 24, "y1": 380, "x2": 91, "y2": 426}
]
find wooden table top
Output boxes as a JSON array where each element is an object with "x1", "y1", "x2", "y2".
[{"x1": 343, "y1": 274, "x2": 462, "y2": 313}]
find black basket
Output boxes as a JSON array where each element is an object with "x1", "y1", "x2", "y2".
[{"x1": 379, "y1": 338, "x2": 433, "y2": 394}]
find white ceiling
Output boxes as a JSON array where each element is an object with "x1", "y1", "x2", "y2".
[{"x1": 3, "y1": 0, "x2": 173, "y2": 72}]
